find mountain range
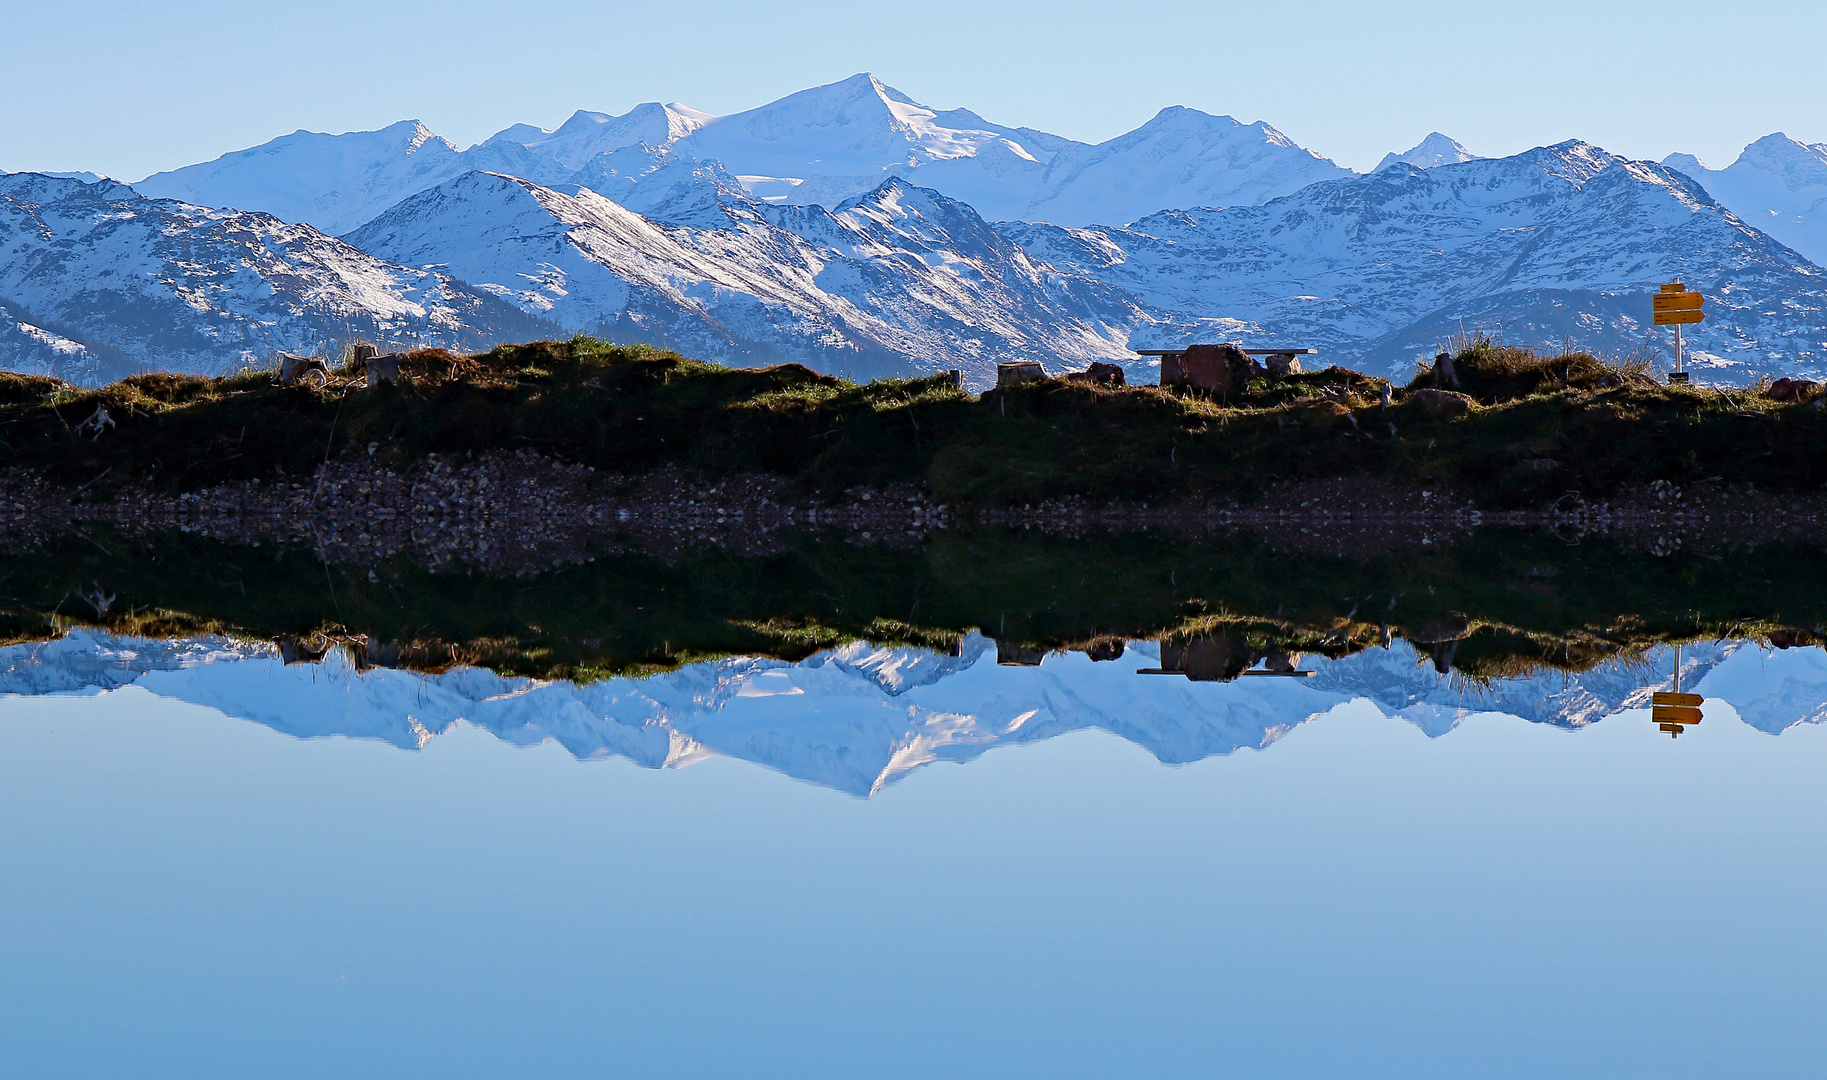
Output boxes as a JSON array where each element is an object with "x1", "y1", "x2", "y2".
[
  {"x1": 4, "y1": 73, "x2": 1826, "y2": 386},
  {"x1": 1009, "y1": 141, "x2": 1827, "y2": 377},
  {"x1": 5, "y1": 628, "x2": 1819, "y2": 796},
  {"x1": 343, "y1": 171, "x2": 1159, "y2": 378},
  {"x1": 134, "y1": 74, "x2": 1353, "y2": 234}
]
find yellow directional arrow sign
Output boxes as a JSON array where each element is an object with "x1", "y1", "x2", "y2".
[
  {"x1": 1653, "y1": 691, "x2": 1702, "y2": 707},
  {"x1": 1653, "y1": 290, "x2": 1705, "y2": 325},
  {"x1": 1654, "y1": 705, "x2": 1703, "y2": 724},
  {"x1": 1654, "y1": 282, "x2": 1702, "y2": 380}
]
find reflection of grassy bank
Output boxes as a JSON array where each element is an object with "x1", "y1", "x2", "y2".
[
  {"x1": 7, "y1": 336, "x2": 1827, "y2": 508},
  {"x1": 3, "y1": 526, "x2": 1822, "y2": 681}
]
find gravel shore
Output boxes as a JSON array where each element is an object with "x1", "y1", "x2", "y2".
[{"x1": 4, "y1": 452, "x2": 1825, "y2": 575}]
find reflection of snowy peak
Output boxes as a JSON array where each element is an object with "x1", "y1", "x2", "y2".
[
  {"x1": 1310, "y1": 640, "x2": 1740, "y2": 735},
  {"x1": 348, "y1": 171, "x2": 1147, "y2": 384},
  {"x1": 0, "y1": 631, "x2": 269, "y2": 695},
  {"x1": 0, "y1": 172, "x2": 556, "y2": 381},
  {"x1": 7, "y1": 630, "x2": 1817, "y2": 797},
  {"x1": 1693, "y1": 644, "x2": 1827, "y2": 733}
]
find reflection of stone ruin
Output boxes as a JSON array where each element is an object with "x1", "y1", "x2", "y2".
[
  {"x1": 997, "y1": 640, "x2": 1046, "y2": 666},
  {"x1": 1407, "y1": 616, "x2": 1472, "y2": 674},
  {"x1": 1137, "y1": 632, "x2": 1311, "y2": 681}
]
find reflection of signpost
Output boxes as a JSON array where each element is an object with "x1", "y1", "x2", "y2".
[
  {"x1": 1653, "y1": 283, "x2": 1705, "y2": 384},
  {"x1": 1653, "y1": 695, "x2": 1702, "y2": 736},
  {"x1": 1653, "y1": 643, "x2": 1702, "y2": 737}
]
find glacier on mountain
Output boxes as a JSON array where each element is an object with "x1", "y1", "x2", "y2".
[
  {"x1": 0, "y1": 172, "x2": 557, "y2": 380},
  {"x1": 4, "y1": 629, "x2": 1810, "y2": 797}
]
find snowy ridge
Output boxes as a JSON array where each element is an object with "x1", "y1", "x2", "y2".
[
  {"x1": 484, "y1": 102, "x2": 714, "y2": 175},
  {"x1": 124, "y1": 74, "x2": 1351, "y2": 235},
  {"x1": 5, "y1": 630, "x2": 1814, "y2": 796},
  {"x1": 0, "y1": 172, "x2": 557, "y2": 380}
]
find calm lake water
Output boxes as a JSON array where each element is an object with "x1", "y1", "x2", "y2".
[{"x1": 4, "y1": 631, "x2": 1827, "y2": 1078}]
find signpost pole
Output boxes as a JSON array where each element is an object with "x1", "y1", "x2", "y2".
[{"x1": 1654, "y1": 283, "x2": 1700, "y2": 384}]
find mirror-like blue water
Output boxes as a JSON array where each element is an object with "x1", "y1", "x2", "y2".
[{"x1": 4, "y1": 638, "x2": 1827, "y2": 1078}]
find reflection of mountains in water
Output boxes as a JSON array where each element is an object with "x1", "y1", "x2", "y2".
[{"x1": 8, "y1": 630, "x2": 1827, "y2": 795}]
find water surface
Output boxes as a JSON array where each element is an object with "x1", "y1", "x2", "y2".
[{"x1": 4, "y1": 633, "x2": 1827, "y2": 1078}]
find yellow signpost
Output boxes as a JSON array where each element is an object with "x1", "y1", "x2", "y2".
[{"x1": 1653, "y1": 283, "x2": 1705, "y2": 383}]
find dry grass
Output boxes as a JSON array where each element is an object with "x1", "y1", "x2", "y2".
[{"x1": 1410, "y1": 331, "x2": 1656, "y2": 403}]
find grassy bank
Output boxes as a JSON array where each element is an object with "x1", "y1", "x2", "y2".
[{"x1": 3, "y1": 335, "x2": 1825, "y2": 507}]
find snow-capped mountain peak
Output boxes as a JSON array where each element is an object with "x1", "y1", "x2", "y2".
[
  {"x1": 1375, "y1": 132, "x2": 1481, "y2": 171},
  {"x1": 1018, "y1": 106, "x2": 1353, "y2": 227},
  {"x1": 485, "y1": 102, "x2": 714, "y2": 173},
  {"x1": 133, "y1": 119, "x2": 469, "y2": 236},
  {"x1": 1658, "y1": 132, "x2": 1827, "y2": 265},
  {"x1": 1732, "y1": 132, "x2": 1827, "y2": 191},
  {"x1": 675, "y1": 73, "x2": 1034, "y2": 185}
]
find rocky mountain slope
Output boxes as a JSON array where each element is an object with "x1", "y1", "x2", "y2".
[
  {"x1": 4, "y1": 629, "x2": 1807, "y2": 797},
  {"x1": 1663, "y1": 133, "x2": 1827, "y2": 267},
  {"x1": 0, "y1": 172, "x2": 556, "y2": 381},
  {"x1": 348, "y1": 170, "x2": 1163, "y2": 382},
  {"x1": 1007, "y1": 141, "x2": 1827, "y2": 379}
]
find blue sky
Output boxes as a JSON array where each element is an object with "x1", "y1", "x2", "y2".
[{"x1": 2, "y1": 0, "x2": 1821, "y2": 179}]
